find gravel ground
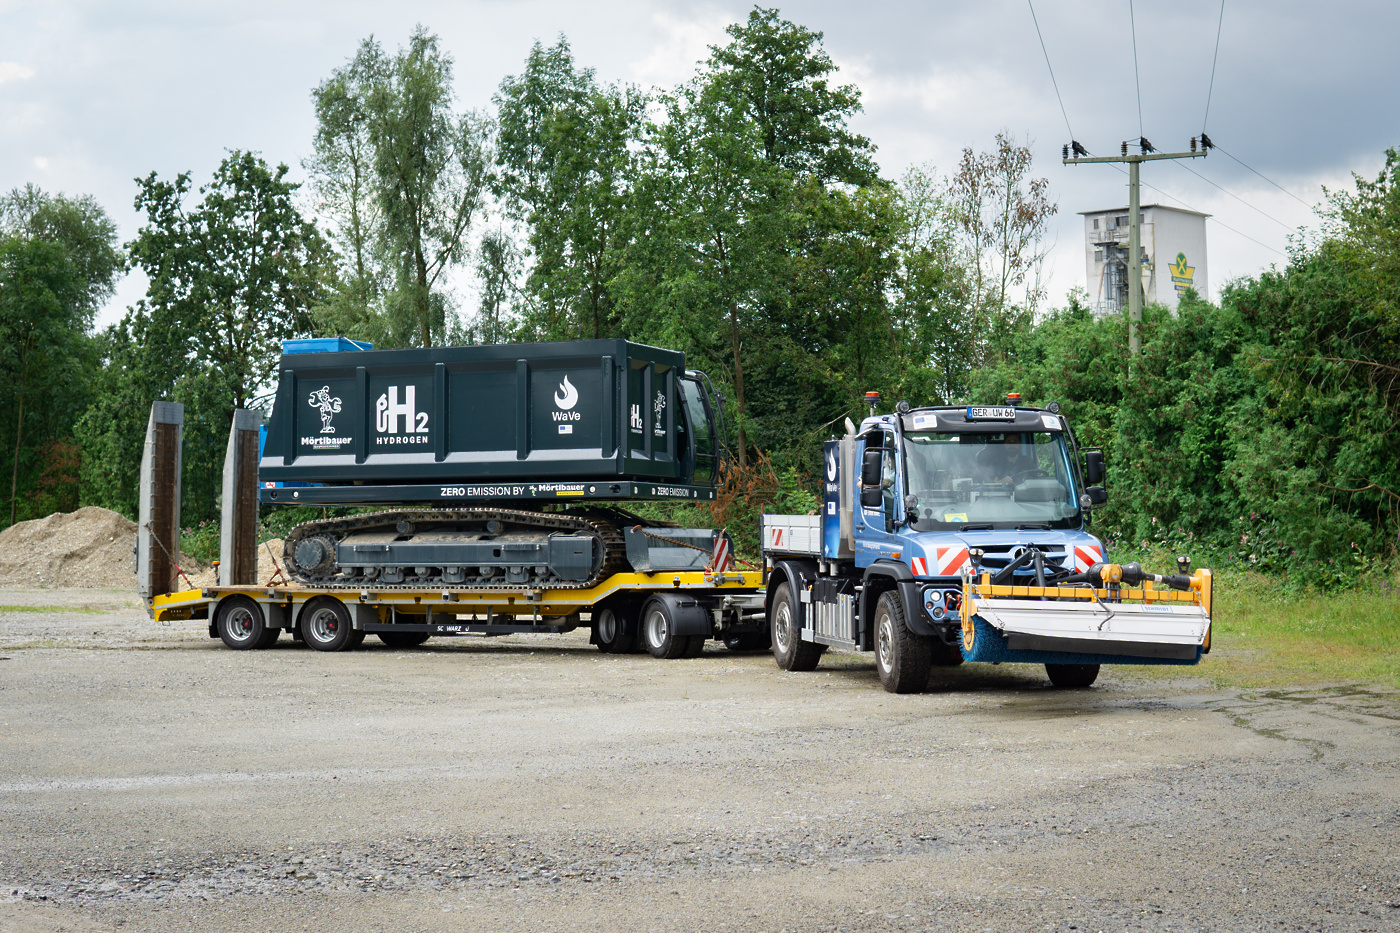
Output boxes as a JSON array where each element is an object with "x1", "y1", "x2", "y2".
[{"x1": 1, "y1": 588, "x2": 1398, "y2": 932}]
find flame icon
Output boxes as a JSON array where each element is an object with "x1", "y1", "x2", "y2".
[
  {"x1": 826, "y1": 449, "x2": 838, "y2": 481},
  {"x1": 554, "y1": 375, "x2": 579, "y2": 410}
]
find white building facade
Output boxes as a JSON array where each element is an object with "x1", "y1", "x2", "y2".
[{"x1": 1080, "y1": 204, "x2": 1209, "y2": 315}]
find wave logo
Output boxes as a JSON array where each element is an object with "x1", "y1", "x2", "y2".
[{"x1": 554, "y1": 375, "x2": 579, "y2": 410}]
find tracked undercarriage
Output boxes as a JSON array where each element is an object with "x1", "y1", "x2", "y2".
[{"x1": 282, "y1": 508, "x2": 628, "y2": 590}]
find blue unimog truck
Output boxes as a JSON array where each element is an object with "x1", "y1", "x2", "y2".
[{"x1": 760, "y1": 392, "x2": 1213, "y2": 693}]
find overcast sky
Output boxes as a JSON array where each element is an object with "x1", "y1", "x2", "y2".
[{"x1": 3, "y1": 0, "x2": 1395, "y2": 331}]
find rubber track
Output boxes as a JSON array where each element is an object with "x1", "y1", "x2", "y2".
[{"x1": 282, "y1": 508, "x2": 627, "y2": 591}]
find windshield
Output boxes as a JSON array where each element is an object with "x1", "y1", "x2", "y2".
[{"x1": 904, "y1": 431, "x2": 1081, "y2": 530}]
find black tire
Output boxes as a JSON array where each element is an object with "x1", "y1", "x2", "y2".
[
  {"x1": 682, "y1": 635, "x2": 707, "y2": 658},
  {"x1": 874, "y1": 590, "x2": 932, "y2": 694},
  {"x1": 216, "y1": 596, "x2": 269, "y2": 651},
  {"x1": 255, "y1": 624, "x2": 282, "y2": 649},
  {"x1": 723, "y1": 632, "x2": 772, "y2": 652},
  {"x1": 1046, "y1": 663, "x2": 1100, "y2": 688},
  {"x1": 593, "y1": 602, "x2": 637, "y2": 654},
  {"x1": 641, "y1": 597, "x2": 687, "y2": 659},
  {"x1": 770, "y1": 582, "x2": 825, "y2": 672},
  {"x1": 299, "y1": 597, "x2": 357, "y2": 652},
  {"x1": 377, "y1": 630, "x2": 430, "y2": 648}
]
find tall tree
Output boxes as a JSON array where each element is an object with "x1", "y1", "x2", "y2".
[
  {"x1": 79, "y1": 152, "x2": 331, "y2": 523},
  {"x1": 494, "y1": 38, "x2": 643, "y2": 340},
  {"x1": 945, "y1": 132, "x2": 1057, "y2": 361},
  {"x1": 308, "y1": 28, "x2": 490, "y2": 348},
  {"x1": 0, "y1": 186, "x2": 120, "y2": 526}
]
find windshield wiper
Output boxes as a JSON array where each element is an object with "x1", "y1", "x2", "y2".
[
  {"x1": 1016, "y1": 523, "x2": 1051, "y2": 530},
  {"x1": 959, "y1": 523, "x2": 994, "y2": 532}
]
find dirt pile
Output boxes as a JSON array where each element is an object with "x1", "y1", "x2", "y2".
[
  {"x1": 0, "y1": 507, "x2": 141, "y2": 588},
  {"x1": 0, "y1": 507, "x2": 220, "y2": 590}
]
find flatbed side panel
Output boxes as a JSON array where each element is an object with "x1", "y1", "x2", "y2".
[{"x1": 762, "y1": 513, "x2": 822, "y2": 557}]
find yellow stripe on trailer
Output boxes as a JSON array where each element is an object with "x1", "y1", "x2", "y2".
[{"x1": 151, "y1": 569, "x2": 765, "y2": 623}]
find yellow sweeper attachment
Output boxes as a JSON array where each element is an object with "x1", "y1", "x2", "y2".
[{"x1": 958, "y1": 562, "x2": 1212, "y2": 666}]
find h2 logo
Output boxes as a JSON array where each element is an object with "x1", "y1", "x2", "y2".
[{"x1": 376, "y1": 386, "x2": 428, "y2": 434}]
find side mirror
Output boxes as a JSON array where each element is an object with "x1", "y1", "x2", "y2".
[
  {"x1": 1084, "y1": 449, "x2": 1105, "y2": 485},
  {"x1": 861, "y1": 448, "x2": 883, "y2": 487},
  {"x1": 859, "y1": 448, "x2": 884, "y2": 509},
  {"x1": 1084, "y1": 485, "x2": 1108, "y2": 506}
]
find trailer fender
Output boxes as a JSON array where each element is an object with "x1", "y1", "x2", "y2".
[
  {"x1": 861, "y1": 561, "x2": 938, "y2": 641},
  {"x1": 643, "y1": 591, "x2": 712, "y2": 639},
  {"x1": 765, "y1": 559, "x2": 817, "y2": 630}
]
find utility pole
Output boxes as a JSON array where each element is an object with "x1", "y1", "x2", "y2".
[{"x1": 1063, "y1": 138, "x2": 1209, "y2": 355}]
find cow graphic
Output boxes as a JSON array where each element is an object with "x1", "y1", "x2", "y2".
[{"x1": 308, "y1": 386, "x2": 342, "y2": 434}]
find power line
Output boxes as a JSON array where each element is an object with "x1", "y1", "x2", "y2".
[
  {"x1": 1027, "y1": 0, "x2": 1075, "y2": 142},
  {"x1": 1129, "y1": 0, "x2": 1144, "y2": 137},
  {"x1": 1214, "y1": 145, "x2": 1316, "y2": 209},
  {"x1": 1106, "y1": 163, "x2": 1286, "y2": 256},
  {"x1": 1202, "y1": 0, "x2": 1226, "y2": 131},
  {"x1": 1171, "y1": 159, "x2": 1295, "y2": 230}
]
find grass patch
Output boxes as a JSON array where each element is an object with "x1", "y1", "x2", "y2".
[
  {"x1": 1113, "y1": 559, "x2": 1400, "y2": 690},
  {"x1": 0, "y1": 605, "x2": 105, "y2": 614}
]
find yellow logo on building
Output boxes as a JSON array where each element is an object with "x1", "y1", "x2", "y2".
[{"x1": 1169, "y1": 252, "x2": 1195, "y2": 295}]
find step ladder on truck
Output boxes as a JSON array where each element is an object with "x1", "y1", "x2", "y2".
[
  {"x1": 760, "y1": 392, "x2": 1214, "y2": 693},
  {"x1": 142, "y1": 338, "x2": 768, "y2": 657}
]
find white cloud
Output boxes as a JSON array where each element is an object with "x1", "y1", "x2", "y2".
[
  {"x1": 32, "y1": 156, "x2": 48, "y2": 171},
  {"x1": 0, "y1": 61, "x2": 35, "y2": 83},
  {"x1": 627, "y1": 9, "x2": 734, "y2": 89}
]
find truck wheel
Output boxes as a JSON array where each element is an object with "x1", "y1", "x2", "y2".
[
  {"x1": 216, "y1": 596, "x2": 269, "y2": 651},
  {"x1": 1045, "y1": 663, "x2": 1100, "y2": 688},
  {"x1": 300, "y1": 597, "x2": 357, "y2": 652},
  {"x1": 378, "y1": 631, "x2": 430, "y2": 648},
  {"x1": 770, "y1": 582, "x2": 824, "y2": 672},
  {"x1": 683, "y1": 635, "x2": 707, "y2": 658},
  {"x1": 594, "y1": 603, "x2": 636, "y2": 654},
  {"x1": 256, "y1": 625, "x2": 282, "y2": 649},
  {"x1": 641, "y1": 597, "x2": 688, "y2": 659},
  {"x1": 874, "y1": 590, "x2": 932, "y2": 693}
]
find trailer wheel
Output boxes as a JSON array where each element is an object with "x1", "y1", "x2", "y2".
[
  {"x1": 874, "y1": 590, "x2": 932, "y2": 694},
  {"x1": 377, "y1": 631, "x2": 430, "y2": 648},
  {"x1": 682, "y1": 635, "x2": 707, "y2": 658},
  {"x1": 300, "y1": 597, "x2": 357, "y2": 652},
  {"x1": 641, "y1": 597, "x2": 688, "y2": 659},
  {"x1": 593, "y1": 602, "x2": 637, "y2": 654},
  {"x1": 216, "y1": 596, "x2": 269, "y2": 651},
  {"x1": 770, "y1": 582, "x2": 824, "y2": 672},
  {"x1": 1045, "y1": 663, "x2": 1100, "y2": 688},
  {"x1": 256, "y1": 625, "x2": 282, "y2": 649}
]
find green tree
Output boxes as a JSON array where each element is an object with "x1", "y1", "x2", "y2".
[
  {"x1": 79, "y1": 152, "x2": 331, "y2": 523},
  {"x1": 494, "y1": 38, "x2": 643, "y2": 340},
  {"x1": 0, "y1": 186, "x2": 121, "y2": 526},
  {"x1": 308, "y1": 27, "x2": 491, "y2": 348}
]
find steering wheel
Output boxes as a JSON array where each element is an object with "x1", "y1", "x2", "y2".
[{"x1": 1011, "y1": 468, "x2": 1048, "y2": 483}]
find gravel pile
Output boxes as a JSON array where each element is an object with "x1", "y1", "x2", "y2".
[{"x1": 0, "y1": 507, "x2": 215, "y2": 591}]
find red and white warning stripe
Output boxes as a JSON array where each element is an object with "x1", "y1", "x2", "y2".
[
  {"x1": 767, "y1": 526, "x2": 784, "y2": 549},
  {"x1": 711, "y1": 535, "x2": 734, "y2": 572},
  {"x1": 934, "y1": 546, "x2": 969, "y2": 575},
  {"x1": 910, "y1": 556, "x2": 928, "y2": 576},
  {"x1": 1073, "y1": 543, "x2": 1103, "y2": 572}
]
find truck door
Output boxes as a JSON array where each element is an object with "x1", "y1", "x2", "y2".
[{"x1": 855, "y1": 429, "x2": 899, "y2": 564}]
